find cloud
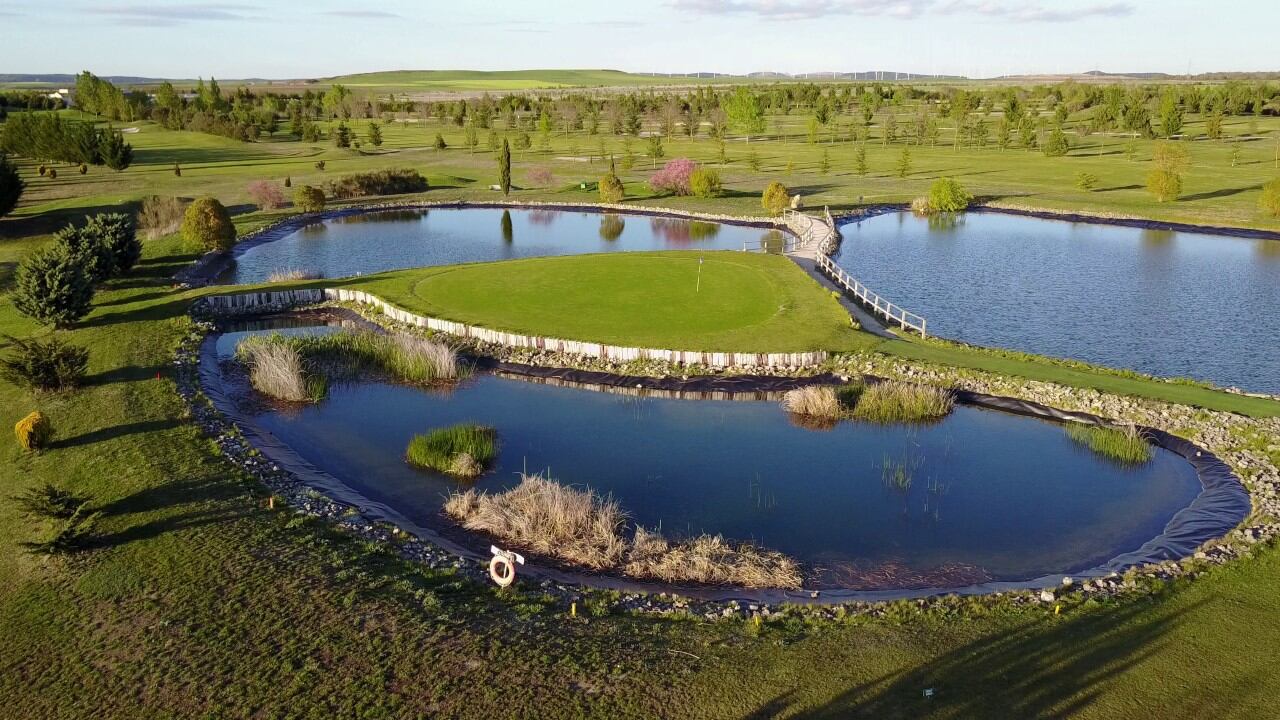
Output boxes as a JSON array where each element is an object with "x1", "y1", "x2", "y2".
[
  {"x1": 586, "y1": 20, "x2": 646, "y2": 28},
  {"x1": 321, "y1": 10, "x2": 400, "y2": 19},
  {"x1": 670, "y1": 0, "x2": 1133, "y2": 21},
  {"x1": 86, "y1": 3, "x2": 258, "y2": 26}
]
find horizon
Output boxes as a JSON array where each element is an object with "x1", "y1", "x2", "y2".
[{"x1": 2, "y1": 0, "x2": 1278, "y2": 80}]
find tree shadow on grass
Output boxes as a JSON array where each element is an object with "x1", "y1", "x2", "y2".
[
  {"x1": 92, "y1": 475, "x2": 254, "y2": 548},
  {"x1": 0, "y1": 201, "x2": 142, "y2": 241},
  {"x1": 82, "y1": 363, "x2": 170, "y2": 387},
  {"x1": 0, "y1": 261, "x2": 15, "y2": 293},
  {"x1": 1097, "y1": 184, "x2": 1143, "y2": 193},
  {"x1": 1181, "y1": 185, "x2": 1261, "y2": 202},
  {"x1": 760, "y1": 595, "x2": 1205, "y2": 719},
  {"x1": 79, "y1": 295, "x2": 195, "y2": 328},
  {"x1": 50, "y1": 418, "x2": 181, "y2": 449}
]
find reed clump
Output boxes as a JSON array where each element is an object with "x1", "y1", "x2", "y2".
[
  {"x1": 235, "y1": 336, "x2": 325, "y2": 402},
  {"x1": 444, "y1": 474, "x2": 802, "y2": 588},
  {"x1": 265, "y1": 268, "x2": 324, "y2": 283},
  {"x1": 848, "y1": 380, "x2": 954, "y2": 424},
  {"x1": 780, "y1": 385, "x2": 840, "y2": 418},
  {"x1": 405, "y1": 424, "x2": 496, "y2": 479},
  {"x1": 1066, "y1": 423, "x2": 1153, "y2": 465}
]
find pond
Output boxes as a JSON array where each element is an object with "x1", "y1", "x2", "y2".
[
  {"x1": 210, "y1": 323, "x2": 1204, "y2": 591},
  {"x1": 836, "y1": 211, "x2": 1280, "y2": 394},
  {"x1": 221, "y1": 207, "x2": 782, "y2": 284}
]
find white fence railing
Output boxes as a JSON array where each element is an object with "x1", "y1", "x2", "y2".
[{"x1": 815, "y1": 254, "x2": 928, "y2": 337}]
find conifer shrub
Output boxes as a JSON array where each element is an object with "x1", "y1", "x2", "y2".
[{"x1": 0, "y1": 334, "x2": 89, "y2": 391}]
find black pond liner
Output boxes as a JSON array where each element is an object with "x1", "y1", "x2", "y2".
[
  {"x1": 178, "y1": 202, "x2": 788, "y2": 286},
  {"x1": 198, "y1": 325, "x2": 1250, "y2": 605}
]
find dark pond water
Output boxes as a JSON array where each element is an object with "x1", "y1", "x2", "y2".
[
  {"x1": 223, "y1": 208, "x2": 783, "y2": 284},
  {"x1": 214, "y1": 326, "x2": 1201, "y2": 590},
  {"x1": 836, "y1": 211, "x2": 1280, "y2": 393}
]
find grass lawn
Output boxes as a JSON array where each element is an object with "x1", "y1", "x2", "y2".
[{"x1": 347, "y1": 251, "x2": 872, "y2": 352}]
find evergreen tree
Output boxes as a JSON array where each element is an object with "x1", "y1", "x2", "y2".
[
  {"x1": 1043, "y1": 127, "x2": 1070, "y2": 157},
  {"x1": 83, "y1": 213, "x2": 140, "y2": 275},
  {"x1": 53, "y1": 225, "x2": 113, "y2": 284},
  {"x1": 12, "y1": 244, "x2": 95, "y2": 328},
  {"x1": 367, "y1": 122, "x2": 383, "y2": 147},
  {"x1": 896, "y1": 147, "x2": 912, "y2": 178},
  {"x1": 0, "y1": 154, "x2": 23, "y2": 217},
  {"x1": 498, "y1": 139, "x2": 511, "y2": 196},
  {"x1": 99, "y1": 128, "x2": 133, "y2": 171},
  {"x1": 853, "y1": 144, "x2": 868, "y2": 176},
  {"x1": 333, "y1": 122, "x2": 351, "y2": 148}
]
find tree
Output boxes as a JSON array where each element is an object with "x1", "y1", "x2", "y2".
[
  {"x1": 599, "y1": 159, "x2": 624, "y2": 203},
  {"x1": 498, "y1": 139, "x2": 511, "y2": 196},
  {"x1": 1043, "y1": 127, "x2": 1070, "y2": 157},
  {"x1": 247, "y1": 180, "x2": 285, "y2": 210},
  {"x1": 82, "y1": 212, "x2": 139, "y2": 275},
  {"x1": 926, "y1": 177, "x2": 972, "y2": 212},
  {"x1": 434, "y1": 133, "x2": 447, "y2": 150},
  {"x1": 12, "y1": 244, "x2": 95, "y2": 328},
  {"x1": 464, "y1": 125, "x2": 479, "y2": 153},
  {"x1": 0, "y1": 154, "x2": 22, "y2": 217},
  {"x1": 53, "y1": 225, "x2": 113, "y2": 284},
  {"x1": 98, "y1": 129, "x2": 132, "y2": 171},
  {"x1": 689, "y1": 168, "x2": 722, "y2": 198},
  {"x1": 293, "y1": 185, "x2": 325, "y2": 213},
  {"x1": 896, "y1": 147, "x2": 912, "y2": 178},
  {"x1": 649, "y1": 158, "x2": 697, "y2": 195},
  {"x1": 1159, "y1": 93, "x2": 1184, "y2": 138},
  {"x1": 761, "y1": 181, "x2": 789, "y2": 216},
  {"x1": 645, "y1": 135, "x2": 664, "y2": 169},
  {"x1": 1147, "y1": 142, "x2": 1189, "y2": 202},
  {"x1": 1075, "y1": 171, "x2": 1099, "y2": 192},
  {"x1": 1258, "y1": 178, "x2": 1280, "y2": 218},
  {"x1": 819, "y1": 149, "x2": 831, "y2": 175},
  {"x1": 367, "y1": 122, "x2": 383, "y2": 147},
  {"x1": 333, "y1": 122, "x2": 351, "y2": 148},
  {"x1": 853, "y1": 144, "x2": 868, "y2": 176},
  {"x1": 181, "y1": 197, "x2": 236, "y2": 251},
  {"x1": 724, "y1": 87, "x2": 766, "y2": 142}
]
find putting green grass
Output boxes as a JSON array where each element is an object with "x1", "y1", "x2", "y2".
[{"x1": 349, "y1": 251, "x2": 875, "y2": 353}]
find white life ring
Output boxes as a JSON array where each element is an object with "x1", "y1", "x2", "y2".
[{"x1": 489, "y1": 554, "x2": 516, "y2": 587}]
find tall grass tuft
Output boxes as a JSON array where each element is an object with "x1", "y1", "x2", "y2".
[
  {"x1": 1066, "y1": 423, "x2": 1153, "y2": 465},
  {"x1": 444, "y1": 474, "x2": 802, "y2": 588},
  {"x1": 780, "y1": 385, "x2": 840, "y2": 418},
  {"x1": 236, "y1": 335, "x2": 325, "y2": 402},
  {"x1": 849, "y1": 381, "x2": 954, "y2": 424},
  {"x1": 265, "y1": 268, "x2": 324, "y2": 283},
  {"x1": 445, "y1": 474, "x2": 628, "y2": 570},
  {"x1": 405, "y1": 424, "x2": 497, "y2": 478}
]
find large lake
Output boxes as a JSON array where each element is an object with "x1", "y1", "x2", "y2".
[{"x1": 835, "y1": 211, "x2": 1280, "y2": 393}]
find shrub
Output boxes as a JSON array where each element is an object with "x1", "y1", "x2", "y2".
[
  {"x1": 1075, "y1": 171, "x2": 1099, "y2": 192},
  {"x1": 433, "y1": 133, "x2": 447, "y2": 150},
  {"x1": 293, "y1": 185, "x2": 326, "y2": 213},
  {"x1": 0, "y1": 334, "x2": 89, "y2": 391},
  {"x1": 849, "y1": 381, "x2": 954, "y2": 424},
  {"x1": 314, "y1": 160, "x2": 326, "y2": 171},
  {"x1": 11, "y1": 244, "x2": 95, "y2": 328},
  {"x1": 405, "y1": 424, "x2": 497, "y2": 478},
  {"x1": 688, "y1": 167, "x2": 722, "y2": 198},
  {"x1": 82, "y1": 212, "x2": 140, "y2": 275},
  {"x1": 1259, "y1": 178, "x2": 1280, "y2": 218},
  {"x1": 137, "y1": 195, "x2": 188, "y2": 239},
  {"x1": 78, "y1": 163, "x2": 88, "y2": 175},
  {"x1": 0, "y1": 154, "x2": 23, "y2": 218},
  {"x1": 648, "y1": 158, "x2": 697, "y2": 196},
  {"x1": 927, "y1": 177, "x2": 973, "y2": 213},
  {"x1": 1146, "y1": 169, "x2": 1183, "y2": 203},
  {"x1": 599, "y1": 163, "x2": 624, "y2": 203},
  {"x1": 19, "y1": 503, "x2": 102, "y2": 555},
  {"x1": 173, "y1": 163, "x2": 181, "y2": 177},
  {"x1": 10, "y1": 483, "x2": 88, "y2": 520},
  {"x1": 52, "y1": 225, "x2": 113, "y2": 284},
  {"x1": 14, "y1": 411, "x2": 52, "y2": 450},
  {"x1": 247, "y1": 180, "x2": 285, "y2": 210},
  {"x1": 1066, "y1": 423, "x2": 1152, "y2": 465},
  {"x1": 761, "y1": 181, "x2": 789, "y2": 215},
  {"x1": 181, "y1": 197, "x2": 236, "y2": 252},
  {"x1": 1042, "y1": 127, "x2": 1070, "y2": 157},
  {"x1": 324, "y1": 168, "x2": 428, "y2": 199},
  {"x1": 46, "y1": 167, "x2": 57, "y2": 180},
  {"x1": 526, "y1": 166, "x2": 554, "y2": 188},
  {"x1": 284, "y1": 176, "x2": 292, "y2": 188}
]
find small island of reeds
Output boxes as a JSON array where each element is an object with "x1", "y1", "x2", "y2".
[
  {"x1": 781, "y1": 379, "x2": 954, "y2": 425},
  {"x1": 405, "y1": 424, "x2": 497, "y2": 479}
]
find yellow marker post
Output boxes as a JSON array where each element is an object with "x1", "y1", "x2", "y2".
[
  {"x1": 571, "y1": 602, "x2": 577, "y2": 618},
  {"x1": 1055, "y1": 604, "x2": 1061, "y2": 615}
]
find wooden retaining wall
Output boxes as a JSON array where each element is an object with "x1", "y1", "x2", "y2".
[{"x1": 200, "y1": 288, "x2": 828, "y2": 369}]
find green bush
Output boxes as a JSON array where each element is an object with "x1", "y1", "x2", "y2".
[
  {"x1": 1146, "y1": 169, "x2": 1182, "y2": 203},
  {"x1": 1259, "y1": 178, "x2": 1280, "y2": 218},
  {"x1": 689, "y1": 168, "x2": 723, "y2": 198},
  {"x1": 11, "y1": 244, "x2": 95, "y2": 328},
  {"x1": 0, "y1": 153, "x2": 23, "y2": 218},
  {"x1": 14, "y1": 410, "x2": 52, "y2": 451},
  {"x1": 294, "y1": 185, "x2": 326, "y2": 213},
  {"x1": 1075, "y1": 171, "x2": 1099, "y2": 192},
  {"x1": 927, "y1": 177, "x2": 973, "y2": 213},
  {"x1": 599, "y1": 163, "x2": 624, "y2": 203},
  {"x1": 1042, "y1": 127, "x2": 1070, "y2": 157},
  {"x1": 182, "y1": 196, "x2": 236, "y2": 252},
  {"x1": 52, "y1": 225, "x2": 113, "y2": 284},
  {"x1": 10, "y1": 483, "x2": 88, "y2": 520},
  {"x1": 323, "y1": 168, "x2": 428, "y2": 199},
  {"x1": 82, "y1": 212, "x2": 140, "y2": 275},
  {"x1": 406, "y1": 424, "x2": 497, "y2": 478},
  {"x1": 0, "y1": 334, "x2": 89, "y2": 391},
  {"x1": 761, "y1": 181, "x2": 789, "y2": 215},
  {"x1": 19, "y1": 503, "x2": 101, "y2": 555}
]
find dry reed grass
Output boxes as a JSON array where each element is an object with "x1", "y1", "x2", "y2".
[
  {"x1": 238, "y1": 339, "x2": 318, "y2": 402},
  {"x1": 780, "y1": 385, "x2": 840, "y2": 418},
  {"x1": 265, "y1": 268, "x2": 324, "y2": 282},
  {"x1": 624, "y1": 527, "x2": 801, "y2": 588}
]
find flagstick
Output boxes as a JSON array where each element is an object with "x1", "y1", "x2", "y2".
[{"x1": 696, "y1": 255, "x2": 703, "y2": 293}]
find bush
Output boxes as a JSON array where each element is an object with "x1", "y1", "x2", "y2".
[
  {"x1": 1259, "y1": 178, "x2": 1280, "y2": 218},
  {"x1": 52, "y1": 225, "x2": 113, "y2": 284},
  {"x1": 688, "y1": 167, "x2": 722, "y2": 198},
  {"x1": 293, "y1": 185, "x2": 326, "y2": 213},
  {"x1": 1075, "y1": 171, "x2": 1099, "y2": 192},
  {"x1": 247, "y1": 180, "x2": 285, "y2": 210},
  {"x1": 1042, "y1": 127, "x2": 1070, "y2": 157},
  {"x1": 433, "y1": 133, "x2": 447, "y2": 150},
  {"x1": 11, "y1": 244, "x2": 95, "y2": 328},
  {"x1": 10, "y1": 483, "x2": 88, "y2": 520},
  {"x1": 0, "y1": 334, "x2": 89, "y2": 391},
  {"x1": 79, "y1": 163, "x2": 88, "y2": 175},
  {"x1": 761, "y1": 181, "x2": 789, "y2": 215},
  {"x1": 648, "y1": 158, "x2": 697, "y2": 196},
  {"x1": 405, "y1": 424, "x2": 497, "y2": 478},
  {"x1": 314, "y1": 160, "x2": 326, "y2": 171},
  {"x1": 137, "y1": 195, "x2": 188, "y2": 239},
  {"x1": 323, "y1": 168, "x2": 428, "y2": 199},
  {"x1": 82, "y1": 212, "x2": 140, "y2": 275},
  {"x1": 526, "y1": 166, "x2": 554, "y2": 188},
  {"x1": 0, "y1": 154, "x2": 24, "y2": 218},
  {"x1": 19, "y1": 504, "x2": 101, "y2": 555},
  {"x1": 599, "y1": 168, "x2": 624, "y2": 203},
  {"x1": 1146, "y1": 168, "x2": 1183, "y2": 202},
  {"x1": 14, "y1": 411, "x2": 52, "y2": 450},
  {"x1": 926, "y1": 177, "x2": 973, "y2": 213},
  {"x1": 46, "y1": 167, "x2": 57, "y2": 180},
  {"x1": 181, "y1": 196, "x2": 236, "y2": 252}
]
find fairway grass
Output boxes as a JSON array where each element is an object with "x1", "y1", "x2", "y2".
[{"x1": 349, "y1": 250, "x2": 874, "y2": 353}]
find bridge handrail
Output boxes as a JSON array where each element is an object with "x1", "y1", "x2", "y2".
[{"x1": 815, "y1": 253, "x2": 928, "y2": 337}]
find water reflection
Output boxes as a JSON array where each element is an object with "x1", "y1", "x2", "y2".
[
  {"x1": 599, "y1": 213, "x2": 624, "y2": 240},
  {"x1": 500, "y1": 210, "x2": 513, "y2": 242}
]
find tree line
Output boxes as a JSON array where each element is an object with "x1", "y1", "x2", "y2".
[{"x1": 0, "y1": 113, "x2": 133, "y2": 170}]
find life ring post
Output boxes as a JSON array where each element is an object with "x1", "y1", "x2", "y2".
[{"x1": 489, "y1": 545, "x2": 526, "y2": 588}]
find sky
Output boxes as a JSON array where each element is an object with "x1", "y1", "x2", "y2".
[{"x1": 1, "y1": 0, "x2": 1277, "y2": 80}]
